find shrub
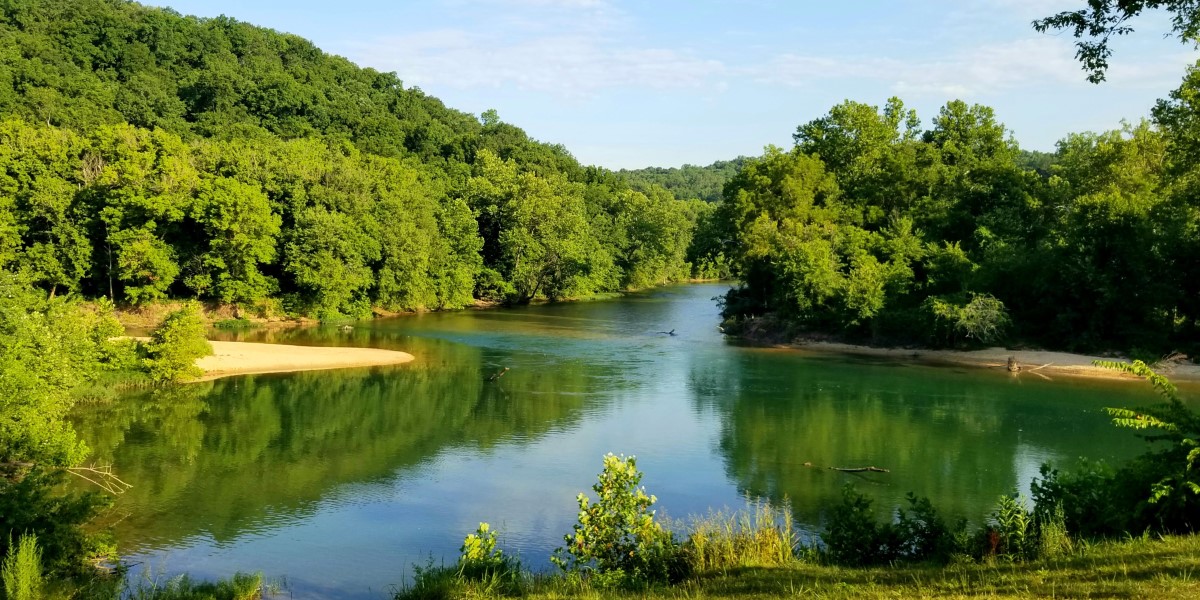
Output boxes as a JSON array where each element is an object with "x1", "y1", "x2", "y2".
[
  {"x1": 822, "y1": 487, "x2": 968, "y2": 566},
  {"x1": 894, "y1": 493, "x2": 969, "y2": 563},
  {"x1": 142, "y1": 302, "x2": 213, "y2": 383},
  {"x1": 2, "y1": 534, "x2": 43, "y2": 600},
  {"x1": 1097, "y1": 360, "x2": 1200, "y2": 532},
  {"x1": 551, "y1": 454, "x2": 685, "y2": 588},
  {"x1": 1032, "y1": 361, "x2": 1200, "y2": 539},
  {"x1": 922, "y1": 293, "x2": 1010, "y2": 347},
  {"x1": 1031, "y1": 460, "x2": 1125, "y2": 538},
  {"x1": 821, "y1": 485, "x2": 900, "y2": 566},
  {"x1": 986, "y1": 494, "x2": 1035, "y2": 561},
  {"x1": 456, "y1": 523, "x2": 521, "y2": 595}
]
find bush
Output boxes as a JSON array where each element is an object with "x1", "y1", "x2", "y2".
[
  {"x1": 1031, "y1": 361, "x2": 1200, "y2": 539},
  {"x1": 456, "y1": 523, "x2": 521, "y2": 595},
  {"x1": 986, "y1": 494, "x2": 1035, "y2": 561},
  {"x1": 822, "y1": 487, "x2": 968, "y2": 566},
  {"x1": 894, "y1": 493, "x2": 969, "y2": 563},
  {"x1": 821, "y1": 485, "x2": 900, "y2": 566},
  {"x1": 551, "y1": 454, "x2": 686, "y2": 588},
  {"x1": 1031, "y1": 460, "x2": 1125, "y2": 538},
  {"x1": 2, "y1": 534, "x2": 43, "y2": 600},
  {"x1": 922, "y1": 293, "x2": 1011, "y2": 347},
  {"x1": 142, "y1": 302, "x2": 213, "y2": 383}
]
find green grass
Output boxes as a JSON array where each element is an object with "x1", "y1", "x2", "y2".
[
  {"x1": 674, "y1": 500, "x2": 797, "y2": 573},
  {"x1": 212, "y1": 318, "x2": 258, "y2": 330},
  {"x1": 404, "y1": 534, "x2": 1200, "y2": 599}
]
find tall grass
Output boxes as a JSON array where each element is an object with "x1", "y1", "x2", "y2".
[
  {"x1": 678, "y1": 500, "x2": 796, "y2": 573},
  {"x1": 125, "y1": 572, "x2": 264, "y2": 600},
  {"x1": 2, "y1": 534, "x2": 44, "y2": 600}
]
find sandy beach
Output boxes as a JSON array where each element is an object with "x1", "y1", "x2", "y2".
[
  {"x1": 782, "y1": 341, "x2": 1200, "y2": 382},
  {"x1": 194, "y1": 341, "x2": 415, "y2": 381}
]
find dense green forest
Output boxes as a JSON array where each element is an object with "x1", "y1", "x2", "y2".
[
  {"x1": 0, "y1": 0, "x2": 701, "y2": 319},
  {"x1": 697, "y1": 95, "x2": 1200, "y2": 355}
]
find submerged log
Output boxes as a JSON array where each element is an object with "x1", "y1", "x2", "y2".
[{"x1": 801, "y1": 462, "x2": 890, "y2": 473}]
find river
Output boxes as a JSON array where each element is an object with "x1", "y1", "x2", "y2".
[{"x1": 72, "y1": 283, "x2": 1161, "y2": 598}]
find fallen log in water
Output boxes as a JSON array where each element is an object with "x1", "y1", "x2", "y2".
[
  {"x1": 829, "y1": 466, "x2": 890, "y2": 473},
  {"x1": 802, "y1": 462, "x2": 890, "y2": 473}
]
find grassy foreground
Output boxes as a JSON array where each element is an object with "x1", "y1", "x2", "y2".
[{"x1": 426, "y1": 534, "x2": 1200, "y2": 599}]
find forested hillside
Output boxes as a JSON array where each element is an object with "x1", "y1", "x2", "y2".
[
  {"x1": 0, "y1": 0, "x2": 700, "y2": 318},
  {"x1": 620, "y1": 158, "x2": 750, "y2": 203}
]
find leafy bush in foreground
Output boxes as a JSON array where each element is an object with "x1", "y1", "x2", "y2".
[{"x1": 551, "y1": 454, "x2": 686, "y2": 588}]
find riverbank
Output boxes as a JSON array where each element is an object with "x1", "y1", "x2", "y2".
[
  {"x1": 398, "y1": 534, "x2": 1200, "y2": 600},
  {"x1": 194, "y1": 341, "x2": 415, "y2": 381},
  {"x1": 777, "y1": 341, "x2": 1200, "y2": 382}
]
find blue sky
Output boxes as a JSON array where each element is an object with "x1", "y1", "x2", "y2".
[{"x1": 149, "y1": 0, "x2": 1197, "y2": 169}]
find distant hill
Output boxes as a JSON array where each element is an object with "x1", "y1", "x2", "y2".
[{"x1": 620, "y1": 157, "x2": 751, "y2": 202}]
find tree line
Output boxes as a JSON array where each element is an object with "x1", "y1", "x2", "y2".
[{"x1": 699, "y1": 93, "x2": 1199, "y2": 355}]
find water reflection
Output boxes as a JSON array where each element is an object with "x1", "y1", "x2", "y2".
[{"x1": 71, "y1": 284, "x2": 1161, "y2": 598}]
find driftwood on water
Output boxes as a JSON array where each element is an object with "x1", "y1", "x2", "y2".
[{"x1": 803, "y1": 462, "x2": 890, "y2": 473}]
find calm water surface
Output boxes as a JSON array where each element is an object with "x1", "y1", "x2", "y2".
[{"x1": 73, "y1": 283, "x2": 1164, "y2": 598}]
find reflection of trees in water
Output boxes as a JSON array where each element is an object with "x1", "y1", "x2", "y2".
[
  {"x1": 688, "y1": 351, "x2": 1146, "y2": 527},
  {"x1": 71, "y1": 343, "x2": 617, "y2": 552}
]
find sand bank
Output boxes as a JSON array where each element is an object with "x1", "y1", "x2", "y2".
[
  {"x1": 195, "y1": 341, "x2": 414, "y2": 381},
  {"x1": 782, "y1": 342, "x2": 1200, "y2": 382}
]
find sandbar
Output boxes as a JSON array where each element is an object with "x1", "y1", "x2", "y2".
[
  {"x1": 195, "y1": 341, "x2": 414, "y2": 381},
  {"x1": 780, "y1": 342, "x2": 1200, "y2": 383}
]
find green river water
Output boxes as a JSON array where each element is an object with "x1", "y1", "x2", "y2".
[{"x1": 72, "y1": 283, "x2": 1165, "y2": 598}]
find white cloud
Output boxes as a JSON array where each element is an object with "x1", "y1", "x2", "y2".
[
  {"x1": 351, "y1": 31, "x2": 725, "y2": 96},
  {"x1": 753, "y1": 37, "x2": 1084, "y2": 97},
  {"x1": 345, "y1": 0, "x2": 725, "y2": 97}
]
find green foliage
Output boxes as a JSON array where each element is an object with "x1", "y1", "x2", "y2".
[
  {"x1": 0, "y1": 1, "x2": 699, "y2": 316},
  {"x1": 714, "y1": 92, "x2": 1195, "y2": 355},
  {"x1": 822, "y1": 486, "x2": 969, "y2": 566},
  {"x1": 1033, "y1": 1, "x2": 1200, "y2": 83},
  {"x1": 0, "y1": 269, "x2": 123, "y2": 467},
  {"x1": 0, "y1": 469, "x2": 112, "y2": 578},
  {"x1": 923, "y1": 293, "x2": 1011, "y2": 347},
  {"x1": 142, "y1": 302, "x2": 213, "y2": 383},
  {"x1": 1031, "y1": 460, "x2": 1126, "y2": 538},
  {"x1": 2, "y1": 534, "x2": 43, "y2": 600},
  {"x1": 821, "y1": 485, "x2": 899, "y2": 566},
  {"x1": 987, "y1": 494, "x2": 1035, "y2": 561},
  {"x1": 457, "y1": 522, "x2": 521, "y2": 592},
  {"x1": 893, "y1": 493, "x2": 970, "y2": 563},
  {"x1": 620, "y1": 158, "x2": 750, "y2": 203},
  {"x1": 1098, "y1": 360, "x2": 1200, "y2": 531},
  {"x1": 551, "y1": 454, "x2": 685, "y2": 588}
]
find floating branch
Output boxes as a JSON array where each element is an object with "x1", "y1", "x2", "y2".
[{"x1": 67, "y1": 464, "x2": 133, "y2": 495}]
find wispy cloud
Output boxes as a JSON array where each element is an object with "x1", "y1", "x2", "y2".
[
  {"x1": 752, "y1": 37, "x2": 1084, "y2": 98},
  {"x1": 345, "y1": 0, "x2": 725, "y2": 97}
]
